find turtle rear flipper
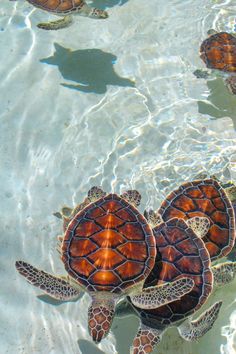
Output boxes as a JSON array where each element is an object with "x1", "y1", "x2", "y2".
[
  {"x1": 38, "y1": 15, "x2": 73, "y2": 30},
  {"x1": 178, "y1": 301, "x2": 222, "y2": 341},
  {"x1": 15, "y1": 261, "x2": 80, "y2": 300},
  {"x1": 212, "y1": 261, "x2": 236, "y2": 286},
  {"x1": 130, "y1": 277, "x2": 194, "y2": 309},
  {"x1": 130, "y1": 324, "x2": 162, "y2": 354}
]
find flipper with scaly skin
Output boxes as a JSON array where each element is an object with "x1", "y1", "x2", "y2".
[
  {"x1": 144, "y1": 209, "x2": 163, "y2": 228},
  {"x1": 15, "y1": 261, "x2": 80, "y2": 301},
  {"x1": 87, "y1": 186, "x2": 106, "y2": 202},
  {"x1": 121, "y1": 190, "x2": 141, "y2": 207},
  {"x1": 212, "y1": 261, "x2": 236, "y2": 286},
  {"x1": 38, "y1": 15, "x2": 73, "y2": 30},
  {"x1": 130, "y1": 277, "x2": 194, "y2": 309},
  {"x1": 178, "y1": 301, "x2": 222, "y2": 341}
]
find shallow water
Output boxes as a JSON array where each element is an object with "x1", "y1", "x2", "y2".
[{"x1": 1, "y1": 0, "x2": 236, "y2": 353}]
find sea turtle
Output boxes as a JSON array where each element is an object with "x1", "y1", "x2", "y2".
[
  {"x1": 158, "y1": 177, "x2": 236, "y2": 261},
  {"x1": 10, "y1": 0, "x2": 108, "y2": 30},
  {"x1": 15, "y1": 187, "x2": 195, "y2": 343},
  {"x1": 117, "y1": 177, "x2": 236, "y2": 353},
  {"x1": 117, "y1": 216, "x2": 221, "y2": 354},
  {"x1": 194, "y1": 30, "x2": 236, "y2": 94}
]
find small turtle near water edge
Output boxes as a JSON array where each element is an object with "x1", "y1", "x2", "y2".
[
  {"x1": 16, "y1": 187, "x2": 194, "y2": 343},
  {"x1": 10, "y1": 0, "x2": 108, "y2": 30},
  {"x1": 194, "y1": 30, "x2": 236, "y2": 95}
]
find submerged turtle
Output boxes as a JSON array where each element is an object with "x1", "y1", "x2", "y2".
[
  {"x1": 194, "y1": 30, "x2": 236, "y2": 94},
  {"x1": 16, "y1": 187, "x2": 194, "y2": 343},
  {"x1": 117, "y1": 177, "x2": 236, "y2": 354},
  {"x1": 10, "y1": 0, "x2": 108, "y2": 30}
]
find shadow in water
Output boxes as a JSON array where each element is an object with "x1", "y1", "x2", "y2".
[
  {"x1": 91, "y1": 0, "x2": 129, "y2": 9},
  {"x1": 37, "y1": 293, "x2": 82, "y2": 306},
  {"x1": 197, "y1": 78, "x2": 236, "y2": 129},
  {"x1": 40, "y1": 43, "x2": 135, "y2": 94},
  {"x1": 78, "y1": 339, "x2": 105, "y2": 354}
]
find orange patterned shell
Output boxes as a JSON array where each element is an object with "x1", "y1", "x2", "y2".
[
  {"x1": 158, "y1": 179, "x2": 235, "y2": 260},
  {"x1": 27, "y1": 0, "x2": 85, "y2": 13},
  {"x1": 61, "y1": 194, "x2": 156, "y2": 293},
  {"x1": 132, "y1": 218, "x2": 213, "y2": 325},
  {"x1": 200, "y1": 32, "x2": 236, "y2": 72}
]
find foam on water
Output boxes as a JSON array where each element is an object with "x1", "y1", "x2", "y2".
[{"x1": 1, "y1": 0, "x2": 236, "y2": 353}]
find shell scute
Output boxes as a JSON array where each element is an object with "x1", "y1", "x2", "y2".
[
  {"x1": 91, "y1": 229, "x2": 125, "y2": 247},
  {"x1": 96, "y1": 213, "x2": 124, "y2": 229},
  {"x1": 159, "y1": 246, "x2": 183, "y2": 262},
  {"x1": 117, "y1": 242, "x2": 148, "y2": 261},
  {"x1": 101, "y1": 199, "x2": 123, "y2": 213},
  {"x1": 115, "y1": 207, "x2": 137, "y2": 222},
  {"x1": 70, "y1": 238, "x2": 98, "y2": 257},
  {"x1": 70, "y1": 259, "x2": 96, "y2": 277},
  {"x1": 175, "y1": 238, "x2": 200, "y2": 255},
  {"x1": 89, "y1": 270, "x2": 121, "y2": 286},
  {"x1": 116, "y1": 261, "x2": 147, "y2": 281},
  {"x1": 88, "y1": 249, "x2": 125, "y2": 269},
  {"x1": 73, "y1": 220, "x2": 101, "y2": 237},
  {"x1": 118, "y1": 223, "x2": 145, "y2": 240}
]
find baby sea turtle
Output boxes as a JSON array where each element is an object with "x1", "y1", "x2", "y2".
[
  {"x1": 158, "y1": 177, "x2": 236, "y2": 261},
  {"x1": 117, "y1": 216, "x2": 221, "y2": 354},
  {"x1": 10, "y1": 0, "x2": 108, "y2": 30},
  {"x1": 194, "y1": 30, "x2": 236, "y2": 94},
  {"x1": 15, "y1": 187, "x2": 194, "y2": 343},
  {"x1": 117, "y1": 177, "x2": 236, "y2": 353}
]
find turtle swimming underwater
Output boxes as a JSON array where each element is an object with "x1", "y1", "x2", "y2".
[
  {"x1": 10, "y1": 0, "x2": 108, "y2": 30},
  {"x1": 15, "y1": 187, "x2": 195, "y2": 343},
  {"x1": 194, "y1": 30, "x2": 236, "y2": 94},
  {"x1": 117, "y1": 177, "x2": 236, "y2": 354}
]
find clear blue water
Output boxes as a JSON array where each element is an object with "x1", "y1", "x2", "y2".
[{"x1": 1, "y1": 0, "x2": 236, "y2": 353}]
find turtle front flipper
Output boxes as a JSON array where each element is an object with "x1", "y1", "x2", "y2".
[
  {"x1": 144, "y1": 209, "x2": 163, "y2": 228},
  {"x1": 87, "y1": 186, "x2": 106, "y2": 202},
  {"x1": 78, "y1": 3, "x2": 108, "y2": 19},
  {"x1": 130, "y1": 277, "x2": 194, "y2": 309},
  {"x1": 15, "y1": 261, "x2": 80, "y2": 301},
  {"x1": 37, "y1": 15, "x2": 73, "y2": 30},
  {"x1": 212, "y1": 261, "x2": 236, "y2": 286},
  {"x1": 121, "y1": 190, "x2": 141, "y2": 207},
  {"x1": 178, "y1": 301, "x2": 222, "y2": 341},
  {"x1": 130, "y1": 323, "x2": 162, "y2": 354}
]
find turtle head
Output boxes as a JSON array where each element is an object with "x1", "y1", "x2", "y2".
[{"x1": 88, "y1": 295, "x2": 116, "y2": 343}]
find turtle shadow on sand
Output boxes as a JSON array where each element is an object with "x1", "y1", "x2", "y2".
[
  {"x1": 197, "y1": 78, "x2": 236, "y2": 129},
  {"x1": 40, "y1": 43, "x2": 135, "y2": 94},
  {"x1": 78, "y1": 339, "x2": 105, "y2": 354},
  {"x1": 90, "y1": 0, "x2": 129, "y2": 9}
]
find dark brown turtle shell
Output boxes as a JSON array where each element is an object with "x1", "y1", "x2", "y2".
[
  {"x1": 158, "y1": 178, "x2": 235, "y2": 260},
  {"x1": 200, "y1": 32, "x2": 236, "y2": 72},
  {"x1": 61, "y1": 193, "x2": 156, "y2": 293},
  {"x1": 131, "y1": 218, "x2": 212, "y2": 327},
  {"x1": 28, "y1": 0, "x2": 84, "y2": 14}
]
